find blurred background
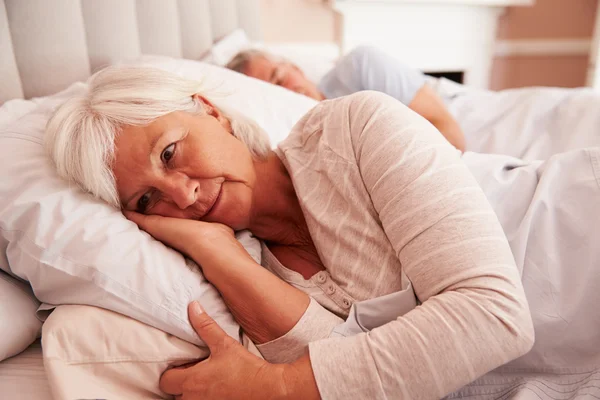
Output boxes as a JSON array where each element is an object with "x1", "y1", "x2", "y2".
[{"x1": 259, "y1": 0, "x2": 600, "y2": 90}]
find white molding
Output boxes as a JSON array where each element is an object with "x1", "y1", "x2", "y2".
[
  {"x1": 495, "y1": 39, "x2": 591, "y2": 57},
  {"x1": 586, "y1": 0, "x2": 600, "y2": 88},
  {"x1": 333, "y1": 2, "x2": 508, "y2": 89}
]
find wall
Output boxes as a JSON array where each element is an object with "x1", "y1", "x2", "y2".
[
  {"x1": 491, "y1": 0, "x2": 598, "y2": 89},
  {"x1": 259, "y1": 0, "x2": 337, "y2": 43},
  {"x1": 258, "y1": 0, "x2": 598, "y2": 89}
]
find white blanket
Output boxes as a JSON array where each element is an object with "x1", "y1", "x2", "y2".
[
  {"x1": 448, "y1": 85, "x2": 600, "y2": 160},
  {"x1": 451, "y1": 148, "x2": 600, "y2": 399}
]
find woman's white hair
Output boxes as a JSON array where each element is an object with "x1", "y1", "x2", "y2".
[{"x1": 45, "y1": 65, "x2": 271, "y2": 208}]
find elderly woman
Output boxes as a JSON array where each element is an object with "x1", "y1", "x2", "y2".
[{"x1": 45, "y1": 66, "x2": 535, "y2": 399}]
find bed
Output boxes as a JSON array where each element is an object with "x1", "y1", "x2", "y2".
[{"x1": 2, "y1": 1, "x2": 600, "y2": 399}]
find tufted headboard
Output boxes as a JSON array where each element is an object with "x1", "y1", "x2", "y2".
[{"x1": 0, "y1": 0, "x2": 261, "y2": 103}]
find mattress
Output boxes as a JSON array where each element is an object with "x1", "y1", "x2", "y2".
[{"x1": 0, "y1": 340, "x2": 52, "y2": 400}]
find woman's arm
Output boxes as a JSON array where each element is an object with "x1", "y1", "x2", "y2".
[
  {"x1": 159, "y1": 301, "x2": 322, "y2": 400},
  {"x1": 125, "y1": 215, "x2": 342, "y2": 357},
  {"x1": 198, "y1": 248, "x2": 310, "y2": 345},
  {"x1": 188, "y1": 230, "x2": 344, "y2": 363},
  {"x1": 300, "y1": 91, "x2": 534, "y2": 399},
  {"x1": 188, "y1": 91, "x2": 532, "y2": 399}
]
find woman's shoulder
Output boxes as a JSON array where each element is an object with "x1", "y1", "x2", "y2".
[
  {"x1": 276, "y1": 97, "x2": 353, "y2": 167},
  {"x1": 278, "y1": 92, "x2": 409, "y2": 163},
  {"x1": 296, "y1": 91, "x2": 409, "y2": 136}
]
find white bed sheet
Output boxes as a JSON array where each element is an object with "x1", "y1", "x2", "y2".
[
  {"x1": 0, "y1": 340, "x2": 52, "y2": 400},
  {"x1": 446, "y1": 84, "x2": 600, "y2": 160},
  {"x1": 453, "y1": 149, "x2": 600, "y2": 399}
]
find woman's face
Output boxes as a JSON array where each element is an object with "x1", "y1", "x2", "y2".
[{"x1": 113, "y1": 97, "x2": 256, "y2": 230}]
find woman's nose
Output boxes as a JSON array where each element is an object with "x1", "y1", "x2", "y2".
[{"x1": 165, "y1": 175, "x2": 198, "y2": 210}]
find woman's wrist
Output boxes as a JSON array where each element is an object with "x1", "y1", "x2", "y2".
[
  {"x1": 197, "y1": 253, "x2": 256, "y2": 283},
  {"x1": 196, "y1": 249, "x2": 312, "y2": 344},
  {"x1": 278, "y1": 354, "x2": 321, "y2": 400}
]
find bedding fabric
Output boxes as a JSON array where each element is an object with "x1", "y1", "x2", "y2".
[
  {"x1": 0, "y1": 341, "x2": 52, "y2": 400},
  {"x1": 449, "y1": 149, "x2": 600, "y2": 398},
  {"x1": 0, "y1": 82, "x2": 241, "y2": 346},
  {"x1": 0, "y1": 270, "x2": 42, "y2": 361},
  {"x1": 450, "y1": 86, "x2": 600, "y2": 160},
  {"x1": 0, "y1": 58, "x2": 316, "y2": 348},
  {"x1": 42, "y1": 304, "x2": 262, "y2": 400},
  {"x1": 0, "y1": 98, "x2": 37, "y2": 130},
  {"x1": 201, "y1": 28, "x2": 338, "y2": 84}
]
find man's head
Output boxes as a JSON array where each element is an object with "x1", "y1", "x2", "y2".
[{"x1": 227, "y1": 50, "x2": 324, "y2": 100}]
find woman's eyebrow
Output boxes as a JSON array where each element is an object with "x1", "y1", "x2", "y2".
[
  {"x1": 152, "y1": 127, "x2": 186, "y2": 154},
  {"x1": 149, "y1": 131, "x2": 165, "y2": 155},
  {"x1": 148, "y1": 129, "x2": 174, "y2": 158}
]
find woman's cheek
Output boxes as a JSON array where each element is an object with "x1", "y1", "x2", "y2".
[{"x1": 150, "y1": 202, "x2": 186, "y2": 219}]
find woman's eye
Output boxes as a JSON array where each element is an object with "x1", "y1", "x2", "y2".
[
  {"x1": 137, "y1": 192, "x2": 152, "y2": 212},
  {"x1": 161, "y1": 143, "x2": 176, "y2": 163}
]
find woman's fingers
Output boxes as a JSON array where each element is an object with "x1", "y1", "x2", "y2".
[
  {"x1": 188, "y1": 301, "x2": 230, "y2": 353},
  {"x1": 123, "y1": 210, "x2": 157, "y2": 234},
  {"x1": 123, "y1": 210, "x2": 163, "y2": 231},
  {"x1": 160, "y1": 302, "x2": 229, "y2": 395},
  {"x1": 122, "y1": 210, "x2": 142, "y2": 224},
  {"x1": 159, "y1": 365, "x2": 194, "y2": 395},
  {"x1": 123, "y1": 211, "x2": 185, "y2": 249}
]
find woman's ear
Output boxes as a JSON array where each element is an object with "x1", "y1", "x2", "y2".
[
  {"x1": 192, "y1": 94, "x2": 219, "y2": 117},
  {"x1": 192, "y1": 94, "x2": 233, "y2": 133}
]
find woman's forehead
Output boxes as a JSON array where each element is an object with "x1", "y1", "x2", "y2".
[
  {"x1": 116, "y1": 114, "x2": 181, "y2": 151},
  {"x1": 113, "y1": 126, "x2": 152, "y2": 175},
  {"x1": 112, "y1": 123, "x2": 161, "y2": 203},
  {"x1": 115, "y1": 124, "x2": 154, "y2": 156}
]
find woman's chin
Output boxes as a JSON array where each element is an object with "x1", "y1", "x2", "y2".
[
  {"x1": 202, "y1": 214, "x2": 248, "y2": 231},
  {"x1": 201, "y1": 184, "x2": 252, "y2": 230}
]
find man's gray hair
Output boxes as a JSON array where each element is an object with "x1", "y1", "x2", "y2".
[
  {"x1": 226, "y1": 49, "x2": 273, "y2": 74},
  {"x1": 44, "y1": 65, "x2": 271, "y2": 208}
]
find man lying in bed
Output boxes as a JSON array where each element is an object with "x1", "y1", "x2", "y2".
[{"x1": 227, "y1": 45, "x2": 466, "y2": 151}]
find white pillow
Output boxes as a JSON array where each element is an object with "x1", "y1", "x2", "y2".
[
  {"x1": 0, "y1": 58, "x2": 316, "y2": 345},
  {"x1": 199, "y1": 29, "x2": 339, "y2": 85},
  {"x1": 42, "y1": 304, "x2": 261, "y2": 400},
  {"x1": 201, "y1": 28, "x2": 251, "y2": 66},
  {"x1": 256, "y1": 43, "x2": 339, "y2": 83},
  {"x1": 0, "y1": 271, "x2": 42, "y2": 361},
  {"x1": 0, "y1": 98, "x2": 38, "y2": 130},
  {"x1": 129, "y1": 55, "x2": 317, "y2": 146}
]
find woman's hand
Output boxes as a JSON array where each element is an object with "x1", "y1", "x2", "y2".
[
  {"x1": 160, "y1": 302, "x2": 290, "y2": 400},
  {"x1": 126, "y1": 211, "x2": 312, "y2": 345},
  {"x1": 125, "y1": 211, "x2": 255, "y2": 274}
]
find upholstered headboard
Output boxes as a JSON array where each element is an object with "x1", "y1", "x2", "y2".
[{"x1": 0, "y1": 0, "x2": 261, "y2": 103}]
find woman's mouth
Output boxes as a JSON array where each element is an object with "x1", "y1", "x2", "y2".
[{"x1": 202, "y1": 185, "x2": 223, "y2": 219}]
